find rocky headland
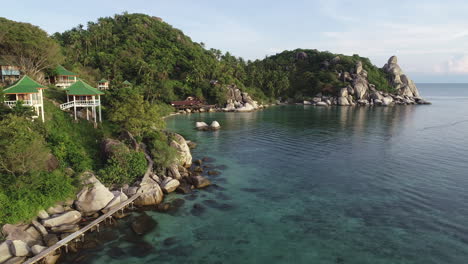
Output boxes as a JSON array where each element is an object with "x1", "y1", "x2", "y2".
[
  {"x1": 0, "y1": 133, "x2": 218, "y2": 264},
  {"x1": 303, "y1": 56, "x2": 430, "y2": 107}
]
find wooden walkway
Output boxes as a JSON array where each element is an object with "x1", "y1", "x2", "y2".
[{"x1": 23, "y1": 193, "x2": 142, "y2": 264}]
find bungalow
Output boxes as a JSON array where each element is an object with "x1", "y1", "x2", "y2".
[
  {"x1": 98, "y1": 79, "x2": 109, "y2": 90},
  {"x1": 52, "y1": 65, "x2": 78, "y2": 88},
  {"x1": 122, "y1": 80, "x2": 132, "y2": 87},
  {"x1": 2, "y1": 75, "x2": 46, "y2": 122},
  {"x1": 0, "y1": 59, "x2": 21, "y2": 85},
  {"x1": 59, "y1": 80, "x2": 104, "y2": 123}
]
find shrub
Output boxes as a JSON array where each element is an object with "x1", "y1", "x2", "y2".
[
  {"x1": 145, "y1": 131, "x2": 178, "y2": 169},
  {"x1": 98, "y1": 149, "x2": 147, "y2": 186}
]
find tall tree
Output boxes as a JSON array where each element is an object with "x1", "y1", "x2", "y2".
[{"x1": 0, "y1": 17, "x2": 63, "y2": 82}]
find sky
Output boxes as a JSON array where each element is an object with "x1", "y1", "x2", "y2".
[{"x1": 2, "y1": 0, "x2": 468, "y2": 83}]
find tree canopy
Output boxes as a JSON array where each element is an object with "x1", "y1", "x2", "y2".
[{"x1": 0, "y1": 17, "x2": 63, "y2": 82}]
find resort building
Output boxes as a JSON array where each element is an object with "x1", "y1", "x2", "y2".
[
  {"x1": 2, "y1": 75, "x2": 46, "y2": 122},
  {"x1": 122, "y1": 80, "x2": 132, "y2": 87},
  {"x1": 171, "y1": 96, "x2": 204, "y2": 110},
  {"x1": 59, "y1": 80, "x2": 104, "y2": 123},
  {"x1": 0, "y1": 59, "x2": 21, "y2": 85},
  {"x1": 98, "y1": 79, "x2": 109, "y2": 90},
  {"x1": 52, "y1": 65, "x2": 79, "y2": 88}
]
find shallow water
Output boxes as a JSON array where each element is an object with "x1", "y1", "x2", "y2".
[{"x1": 63, "y1": 84, "x2": 468, "y2": 264}]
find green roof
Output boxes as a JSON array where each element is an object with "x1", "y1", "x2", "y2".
[
  {"x1": 55, "y1": 65, "x2": 78, "y2": 76},
  {"x1": 123, "y1": 80, "x2": 132, "y2": 85},
  {"x1": 98, "y1": 79, "x2": 108, "y2": 83},
  {"x1": 3, "y1": 75, "x2": 46, "y2": 94},
  {"x1": 65, "y1": 80, "x2": 105, "y2": 96}
]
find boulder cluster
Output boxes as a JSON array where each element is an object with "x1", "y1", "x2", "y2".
[
  {"x1": 223, "y1": 85, "x2": 265, "y2": 112},
  {"x1": 304, "y1": 56, "x2": 430, "y2": 107},
  {"x1": 195, "y1": 121, "x2": 220, "y2": 131},
  {"x1": 0, "y1": 133, "x2": 212, "y2": 264}
]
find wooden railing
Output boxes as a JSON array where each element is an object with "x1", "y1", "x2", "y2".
[
  {"x1": 23, "y1": 192, "x2": 142, "y2": 264},
  {"x1": 4, "y1": 100, "x2": 39, "y2": 108}
]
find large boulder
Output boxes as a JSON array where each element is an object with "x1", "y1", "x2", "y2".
[
  {"x1": 170, "y1": 133, "x2": 192, "y2": 168},
  {"x1": 0, "y1": 242, "x2": 12, "y2": 263},
  {"x1": 339, "y1": 87, "x2": 349, "y2": 97},
  {"x1": 8, "y1": 240, "x2": 30, "y2": 257},
  {"x1": 2, "y1": 224, "x2": 40, "y2": 247},
  {"x1": 210, "y1": 121, "x2": 221, "y2": 130},
  {"x1": 161, "y1": 177, "x2": 180, "y2": 193},
  {"x1": 37, "y1": 210, "x2": 49, "y2": 220},
  {"x1": 31, "y1": 220, "x2": 48, "y2": 237},
  {"x1": 42, "y1": 211, "x2": 82, "y2": 228},
  {"x1": 31, "y1": 245, "x2": 47, "y2": 255},
  {"x1": 167, "y1": 163, "x2": 182, "y2": 179},
  {"x1": 355, "y1": 61, "x2": 363, "y2": 75},
  {"x1": 235, "y1": 103, "x2": 255, "y2": 112},
  {"x1": 383, "y1": 56, "x2": 421, "y2": 98},
  {"x1": 382, "y1": 97, "x2": 394, "y2": 106},
  {"x1": 338, "y1": 97, "x2": 350, "y2": 106},
  {"x1": 74, "y1": 173, "x2": 115, "y2": 215},
  {"x1": 353, "y1": 76, "x2": 369, "y2": 100},
  {"x1": 101, "y1": 191, "x2": 128, "y2": 214},
  {"x1": 135, "y1": 175, "x2": 164, "y2": 206},
  {"x1": 3, "y1": 257, "x2": 27, "y2": 264},
  {"x1": 223, "y1": 103, "x2": 236, "y2": 112},
  {"x1": 195, "y1": 122, "x2": 209, "y2": 130}
]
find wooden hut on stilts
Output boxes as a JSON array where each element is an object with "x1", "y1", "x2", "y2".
[{"x1": 59, "y1": 80, "x2": 104, "y2": 124}]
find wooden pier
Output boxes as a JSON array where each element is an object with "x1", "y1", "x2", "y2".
[{"x1": 23, "y1": 193, "x2": 142, "y2": 264}]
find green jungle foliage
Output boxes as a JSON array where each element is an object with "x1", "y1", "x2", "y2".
[
  {"x1": 98, "y1": 144, "x2": 147, "y2": 186},
  {"x1": 0, "y1": 115, "x2": 75, "y2": 225}
]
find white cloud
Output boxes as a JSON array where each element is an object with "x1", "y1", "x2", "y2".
[{"x1": 435, "y1": 56, "x2": 468, "y2": 74}]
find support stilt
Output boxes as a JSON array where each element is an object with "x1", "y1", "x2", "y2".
[{"x1": 73, "y1": 95, "x2": 77, "y2": 121}]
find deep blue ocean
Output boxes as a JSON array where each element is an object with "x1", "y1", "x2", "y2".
[{"x1": 63, "y1": 83, "x2": 468, "y2": 264}]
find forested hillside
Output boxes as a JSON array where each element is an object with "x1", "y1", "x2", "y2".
[
  {"x1": 52, "y1": 13, "x2": 395, "y2": 104},
  {"x1": 52, "y1": 13, "x2": 253, "y2": 104}
]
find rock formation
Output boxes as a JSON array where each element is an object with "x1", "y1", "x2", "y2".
[
  {"x1": 74, "y1": 173, "x2": 115, "y2": 215},
  {"x1": 169, "y1": 133, "x2": 192, "y2": 168},
  {"x1": 304, "y1": 55, "x2": 430, "y2": 107},
  {"x1": 383, "y1": 56, "x2": 420, "y2": 98},
  {"x1": 223, "y1": 85, "x2": 261, "y2": 112}
]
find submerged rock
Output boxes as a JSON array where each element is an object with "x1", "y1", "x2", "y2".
[
  {"x1": 131, "y1": 213, "x2": 157, "y2": 235},
  {"x1": 191, "y1": 175, "x2": 211, "y2": 189}
]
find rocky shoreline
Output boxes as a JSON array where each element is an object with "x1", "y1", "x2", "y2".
[
  {"x1": 177, "y1": 56, "x2": 430, "y2": 115},
  {"x1": 0, "y1": 132, "x2": 218, "y2": 264}
]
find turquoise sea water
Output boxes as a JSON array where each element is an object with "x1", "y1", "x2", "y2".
[{"x1": 63, "y1": 84, "x2": 468, "y2": 264}]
